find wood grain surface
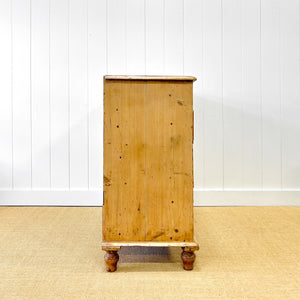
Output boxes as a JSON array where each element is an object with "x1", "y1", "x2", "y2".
[
  {"x1": 103, "y1": 79, "x2": 194, "y2": 242},
  {"x1": 104, "y1": 75, "x2": 197, "y2": 81}
]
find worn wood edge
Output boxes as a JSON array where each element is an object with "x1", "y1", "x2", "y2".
[
  {"x1": 101, "y1": 241, "x2": 199, "y2": 251},
  {"x1": 104, "y1": 75, "x2": 197, "y2": 82}
]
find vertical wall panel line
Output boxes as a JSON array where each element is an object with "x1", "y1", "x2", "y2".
[
  {"x1": 49, "y1": 0, "x2": 52, "y2": 189},
  {"x1": 163, "y1": 0, "x2": 165, "y2": 73},
  {"x1": 259, "y1": 0, "x2": 263, "y2": 190},
  {"x1": 105, "y1": 0, "x2": 108, "y2": 73},
  {"x1": 279, "y1": 1, "x2": 283, "y2": 190},
  {"x1": 87, "y1": 0, "x2": 90, "y2": 188},
  {"x1": 182, "y1": 0, "x2": 184, "y2": 74},
  {"x1": 144, "y1": 0, "x2": 146, "y2": 74},
  {"x1": 201, "y1": 0, "x2": 205, "y2": 188},
  {"x1": 124, "y1": 0, "x2": 127, "y2": 73},
  {"x1": 30, "y1": 0, "x2": 33, "y2": 189},
  {"x1": 11, "y1": 0, "x2": 14, "y2": 189},
  {"x1": 67, "y1": 0, "x2": 70, "y2": 190},
  {"x1": 241, "y1": 0, "x2": 244, "y2": 188},
  {"x1": 221, "y1": 0, "x2": 224, "y2": 190}
]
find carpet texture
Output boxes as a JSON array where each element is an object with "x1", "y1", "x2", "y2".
[{"x1": 0, "y1": 207, "x2": 299, "y2": 299}]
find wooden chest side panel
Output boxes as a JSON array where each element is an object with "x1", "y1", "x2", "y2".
[
  {"x1": 103, "y1": 79, "x2": 194, "y2": 242},
  {"x1": 103, "y1": 80, "x2": 146, "y2": 241},
  {"x1": 145, "y1": 81, "x2": 194, "y2": 241}
]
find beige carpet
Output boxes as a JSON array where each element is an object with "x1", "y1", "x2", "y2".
[{"x1": 0, "y1": 207, "x2": 299, "y2": 299}]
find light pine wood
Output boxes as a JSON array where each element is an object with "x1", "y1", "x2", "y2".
[
  {"x1": 102, "y1": 241, "x2": 199, "y2": 251},
  {"x1": 103, "y1": 80, "x2": 146, "y2": 241},
  {"x1": 144, "y1": 81, "x2": 194, "y2": 241},
  {"x1": 103, "y1": 77, "x2": 198, "y2": 270},
  {"x1": 104, "y1": 75, "x2": 197, "y2": 81}
]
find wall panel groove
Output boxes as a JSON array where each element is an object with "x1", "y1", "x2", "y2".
[{"x1": 0, "y1": 0, "x2": 13, "y2": 189}]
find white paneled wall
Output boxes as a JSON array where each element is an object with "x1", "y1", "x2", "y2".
[{"x1": 0, "y1": 0, "x2": 299, "y2": 206}]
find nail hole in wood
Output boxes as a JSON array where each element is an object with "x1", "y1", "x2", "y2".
[{"x1": 116, "y1": 125, "x2": 119, "y2": 128}]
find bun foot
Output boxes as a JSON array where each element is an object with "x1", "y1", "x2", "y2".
[
  {"x1": 104, "y1": 250, "x2": 119, "y2": 272},
  {"x1": 181, "y1": 248, "x2": 196, "y2": 271}
]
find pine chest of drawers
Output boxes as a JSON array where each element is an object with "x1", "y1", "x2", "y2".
[{"x1": 102, "y1": 75, "x2": 199, "y2": 271}]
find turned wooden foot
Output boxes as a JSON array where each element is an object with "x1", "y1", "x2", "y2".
[
  {"x1": 104, "y1": 250, "x2": 119, "y2": 272},
  {"x1": 181, "y1": 248, "x2": 196, "y2": 271}
]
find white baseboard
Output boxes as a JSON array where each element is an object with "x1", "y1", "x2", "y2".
[
  {"x1": 193, "y1": 189, "x2": 300, "y2": 206},
  {"x1": 0, "y1": 190, "x2": 299, "y2": 206},
  {"x1": 0, "y1": 190, "x2": 102, "y2": 206}
]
